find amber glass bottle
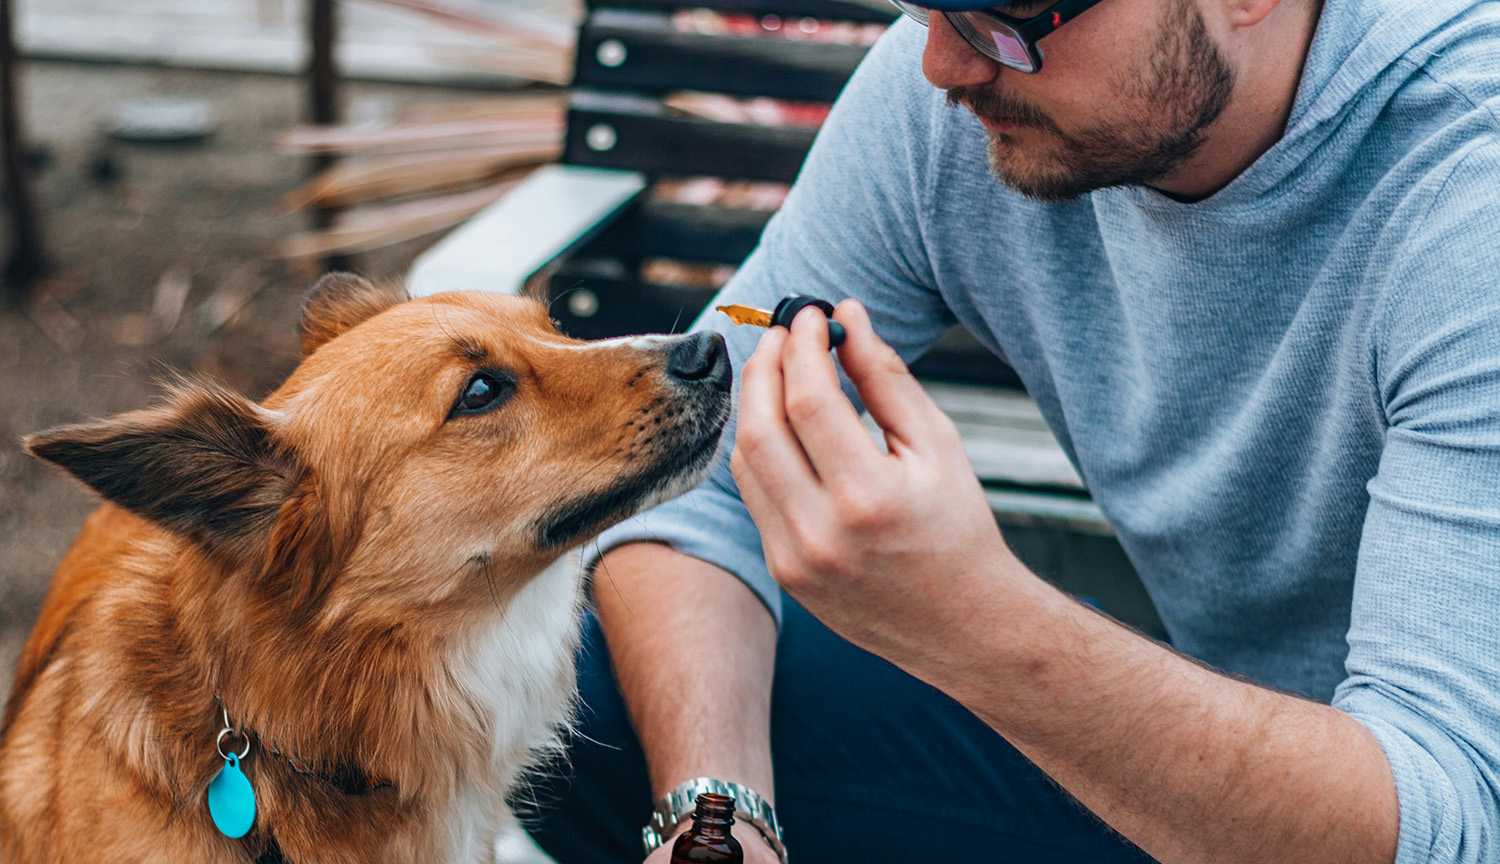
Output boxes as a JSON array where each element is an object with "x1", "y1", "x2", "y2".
[{"x1": 669, "y1": 792, "x2": 743, "y2": 863}]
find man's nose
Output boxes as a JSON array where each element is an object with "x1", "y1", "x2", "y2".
[{"x1": 921, "y1": 13, "x2": 1000, "y2": 91}]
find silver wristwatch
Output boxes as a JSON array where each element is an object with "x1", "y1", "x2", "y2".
[{"x1": 641, "y1": 777, "x2": 788, "y2": 864}]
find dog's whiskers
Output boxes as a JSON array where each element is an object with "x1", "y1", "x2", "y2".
[
  {"x1": 470, "y1": 551, "x2": 504, "y2": 614},
  {"x1": 430, "y1": 302, "x2": 459, "y2": 344}
]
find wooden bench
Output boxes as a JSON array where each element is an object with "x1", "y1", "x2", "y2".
[{"x1": 407, "y1": 0, "x2": 1163, "y2": 636}]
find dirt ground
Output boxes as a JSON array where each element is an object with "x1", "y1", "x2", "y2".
[{"x1": 0, "y1": 58, "x2": 488, "y2": 701}]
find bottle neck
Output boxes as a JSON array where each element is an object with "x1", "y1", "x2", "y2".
[{"x1": 689, "y1": 792, "x2": 737, "y2": 841}]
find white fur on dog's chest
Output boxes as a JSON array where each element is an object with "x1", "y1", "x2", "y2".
[{"x1": 442, "y1": 555, "x2": 584, "y2": 863}]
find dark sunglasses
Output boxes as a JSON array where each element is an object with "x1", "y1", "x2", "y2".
[{"x1": 889, "y1": 0, "x2": 1107, "y2": 73}]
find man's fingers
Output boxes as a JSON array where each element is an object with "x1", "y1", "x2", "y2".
[
  {"x1": 832, "y1": 300, "x2": 945, "y2": 451},
  {"x1": 780, "y1": 307, "x2": 886, "y2": 484},
  {"x1": 735, "y1": 326, "x2": 821, "y2": 505}
]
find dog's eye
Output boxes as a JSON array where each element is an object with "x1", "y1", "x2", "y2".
[{"x1": 452, "y1": 372, "x2": 512, "y2": 417}]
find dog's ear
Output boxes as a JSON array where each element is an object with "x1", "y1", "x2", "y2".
[
  {"x1": 300, "y1": 272, "x2": 408, "y2": 355},
  {"x1": 259, "y1": 484, "x2": 344, "y2": 612},
  {"x1": 23, "y1": 382, "x2": 298, "y2": 560}
]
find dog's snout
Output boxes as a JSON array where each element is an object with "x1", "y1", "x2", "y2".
[{"x1": 667, "y1": 332, "x2": 731, "y2": 391}]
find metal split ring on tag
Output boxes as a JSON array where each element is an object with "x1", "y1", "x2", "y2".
[
  {"x1": 216, "y1": 726, "x2": 251, "y2": 761},
  {"x1": 208, "y1": 709, "x2": 257, "y2": 838}
]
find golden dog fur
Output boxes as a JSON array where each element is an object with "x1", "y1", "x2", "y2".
[{"x1": 0, "y1": 275, "x2": 731, "y2": 863}]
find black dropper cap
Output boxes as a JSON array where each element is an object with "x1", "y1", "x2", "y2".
[{"x1": 771, "y1": 294, "x2": 846, "y2": 347}]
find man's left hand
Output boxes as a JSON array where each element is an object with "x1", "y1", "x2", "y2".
[{"x1": 730, "y1": 300, "x2": 1016, "y2": 672}]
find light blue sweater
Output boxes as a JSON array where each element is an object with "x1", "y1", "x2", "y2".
[{"x1": 593, "y1": 3, "x2": 1500, "y2": 860}]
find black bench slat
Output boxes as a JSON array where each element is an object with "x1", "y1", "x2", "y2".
[
  {"x1": 586, "y1": 0, "x2": 898, "y2": 25},
  {"x1": 583, "y1": 200, "x2": 774, "y2": 264},
  {"x1": 565, "y1": 90, "x2": 819, "y2": 182},
  {"x1": 578, "y1": 13, "x2": 872, "y2": 102},
  {"x1": 547, "y1": 267, "x2": 716, "y2": 338}
]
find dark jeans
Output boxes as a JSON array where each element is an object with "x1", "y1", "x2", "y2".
[{"x1": 517, "y1": 596, "x2": 1157, "y2": 864}]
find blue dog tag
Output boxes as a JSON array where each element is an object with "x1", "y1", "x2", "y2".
[{"x1": 208, "y1": 753, "x2": 256, "y2": 838}]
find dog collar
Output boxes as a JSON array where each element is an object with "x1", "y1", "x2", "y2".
[
  {"x1": 261, "y1": 741, "x2": 393, "y2": 795},
  {"x1": 212, "y1": 690, "x2": 392, "y2": 795}
]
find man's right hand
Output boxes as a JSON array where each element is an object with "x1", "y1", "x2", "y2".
[{"x1": 591, "y1": 542, "x2": 781, "y2": 864}]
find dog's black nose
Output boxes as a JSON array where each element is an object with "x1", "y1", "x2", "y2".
[{"x1": 667, "y1": 332, "x2": 731, "y2": 391}]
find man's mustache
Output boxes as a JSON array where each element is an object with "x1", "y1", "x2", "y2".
[{"x1": 946, "y1": 86, "x2": 1059, "y2": 134}]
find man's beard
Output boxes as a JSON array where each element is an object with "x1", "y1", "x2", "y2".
[{"x1": 947, "y1": 0, "x2": 1235, "y2": 202}]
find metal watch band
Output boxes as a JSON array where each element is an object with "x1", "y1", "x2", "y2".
[{"x1": 640, "y1": 776, "x2": 788, "y2": 864}]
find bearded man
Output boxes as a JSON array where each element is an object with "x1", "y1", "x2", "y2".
[{"x1": 524, "y1": 0, "x2": 1500, "y2": 862}]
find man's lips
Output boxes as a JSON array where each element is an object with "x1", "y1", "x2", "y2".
[
  {"x1": 962, "y1": 102, "x2": 1030, "y2": 133},
  {"x1": 977, "y1": 114, "x2": 1025, "y2": 132}
]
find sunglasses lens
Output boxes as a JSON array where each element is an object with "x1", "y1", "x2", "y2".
[
  {"x1": 888, "y1": 1, "x2": 1040, "y2": 72},
  {"x1": 949, "y1": 12, "x2": 1038, "y2": 72}
]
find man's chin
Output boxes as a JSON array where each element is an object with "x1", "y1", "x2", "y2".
[{"x1": 984, "y1": 132, "x2": 1091, "y2": 204}]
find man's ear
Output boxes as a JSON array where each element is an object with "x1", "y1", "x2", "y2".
[
  {"x1": 300, "y1": 272, "x2": 408, "y2": 356},
  {"x1": 23, "y1": 381, "x2": 298, "y2": 560},
  {"x1": 1223, "y1": 0, "x2": 1285, "y2": 28}
]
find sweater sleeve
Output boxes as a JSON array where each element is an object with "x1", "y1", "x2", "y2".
[
  {"x1": 1334, "y1": 139, "x2": 1500, "y2": 864},
  {"x1": 586, "y1": 19, "x2": 954, "y2": 623}
]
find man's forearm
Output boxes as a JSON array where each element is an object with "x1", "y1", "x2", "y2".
[
  {"x1": 922, "y1": 563, "x2": 1401, "y2": 864},
  {"x1": 593, "y1": 542, "x2": 778, "y2": 802}
]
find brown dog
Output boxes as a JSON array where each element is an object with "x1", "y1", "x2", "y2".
[{"x1": 0, "y1": 274, "x2": 732, "y2": 863}]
